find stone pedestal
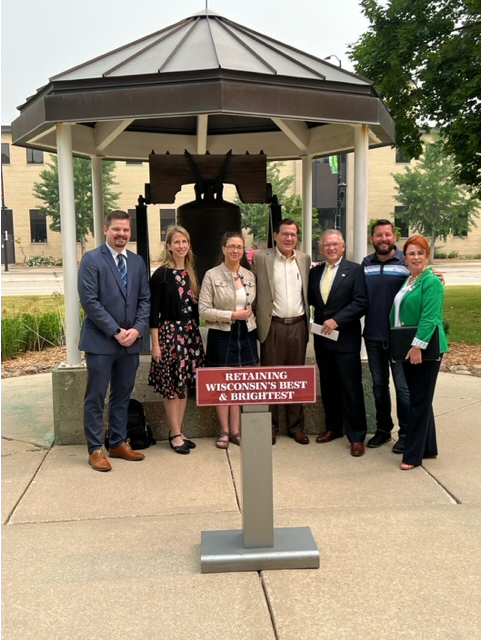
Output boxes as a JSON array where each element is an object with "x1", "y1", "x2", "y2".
[{"x1": 51, "y1": 354, "x2": 375, "y2": 445}]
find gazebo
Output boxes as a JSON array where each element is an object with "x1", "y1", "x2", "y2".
[{"x1": 12, "y1": 9, "x2": 395, "y2": 370}]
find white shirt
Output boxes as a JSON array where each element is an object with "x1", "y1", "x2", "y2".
[
  {"x1": 272, "y1": 248, "x2": 305, "y2": 318},
  {"x1": 106, "y1": 243, "x2": 128, "y2": 275}
]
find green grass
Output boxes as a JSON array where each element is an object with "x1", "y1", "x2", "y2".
[
  {"x1": 443, "y1": 286, "x2": 481, "y2": 344},
  {"x1": 2, "y1": 293, "x2": 65, "y2": 317}
]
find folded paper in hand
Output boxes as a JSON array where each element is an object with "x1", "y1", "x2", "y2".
[
  {"x1": 311, "y1": 322, "x2": 339, "y2": 341},
  {"x1": 390, "y1": 326, "x2": 440, "y2": 362}
]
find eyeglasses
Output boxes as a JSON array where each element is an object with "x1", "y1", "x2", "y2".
[
  {"x1": 279, "y1": 232, "x2": 297, "y2": 238},
  {"x1": 320, "y1": 242, "x2": 343, "y2": 248},
  {"x1": 225, "y1": 244, "x2": 244, "y2": 251}
]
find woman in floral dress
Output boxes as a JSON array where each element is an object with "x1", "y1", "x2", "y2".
[{"x1": 149, "y1": 226, "x2": 205, "y2": 454}]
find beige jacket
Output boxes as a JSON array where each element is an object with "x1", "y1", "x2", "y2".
[
  {"x1": 252, "y1": 248, "x2": 311, "y2": 344},
  {"x1": 199, "y1": 262, "x2": 257, "y2": 332}
]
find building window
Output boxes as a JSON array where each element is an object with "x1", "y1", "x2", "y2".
[
  {"x1": 395, "y1": 148, "x2": 411, "y2": 164},
  {"x1": 30, "y1": 209, "x2": 47, "y2": 242},
  {"x1": 1, "y1": 143, "x2": 10, "y2": 164},
  {"x1": 26, "y1": 148, "x2": 44, "y2": 164},
  {"x1": 454, "y1": 215, "x2": 469, "y2": 237},
  {"x1": 394, "y1": 206, "x2": 409, "y2": 238},
  {"x1": 160, "y1": 209, "x2": 175, "y2": 240},
  {"x1": 127, "y1": 209, "x2": 137, "y2": 242},
  {"x1": 125, "y1": 160, "x2": 143, "y2": 165}
]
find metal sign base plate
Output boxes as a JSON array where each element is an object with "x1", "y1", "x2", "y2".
[{"x1": 200, "y1": 526, "x2": 320, "y2": 574}]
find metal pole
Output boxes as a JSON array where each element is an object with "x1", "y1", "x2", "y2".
[
  {"x1": 335, "y1": 157, "x2": 341, "y2": 231},
  {"x1": 1, "y1": 168, "x2": 9, "y2": 272}
]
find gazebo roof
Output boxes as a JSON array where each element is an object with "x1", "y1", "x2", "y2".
[{"x1": 11, "y1": 9, "x2": 395, "y2": 160}]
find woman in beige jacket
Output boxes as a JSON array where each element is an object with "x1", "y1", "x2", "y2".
[{"x1": 199, "y1": 232, "x2": 258, "y2": 448}]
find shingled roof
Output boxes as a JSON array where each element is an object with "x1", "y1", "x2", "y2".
[{"x1": 12, "y1": 9, "x2": 395, "y2": 159}]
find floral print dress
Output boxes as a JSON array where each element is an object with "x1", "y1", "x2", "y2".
[{"x1": 148, "y1": 269, "x2": 205, "y2": 399}]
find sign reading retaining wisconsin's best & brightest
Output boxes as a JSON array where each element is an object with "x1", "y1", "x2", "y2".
[{"x1": 196, "y1": 366, "x2": 317, "y2": 406}]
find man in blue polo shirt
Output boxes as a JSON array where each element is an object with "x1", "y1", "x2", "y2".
[{"x1": 363, "y1": 219, "x2": 409, "y2": 453}]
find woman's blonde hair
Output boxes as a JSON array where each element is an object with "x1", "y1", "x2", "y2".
[{"x1": 162, "y1": 225, "x2": 200, "y2": 300}]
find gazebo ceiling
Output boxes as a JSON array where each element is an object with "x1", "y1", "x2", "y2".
[{"x1": 11, "y1": 9, "x2": 395, "y2": 160}]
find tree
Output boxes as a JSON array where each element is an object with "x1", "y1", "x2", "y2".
[
  {"x1": 349, "y1": 0, "x2": 481, "y2": 195},
  {"x1": 392, "y1": 137, "x2": 479, "y2": 261},
  {"x1": 236, "y1": 161, "x2": 318, "y2": 244},
  {"x1": 33, "y1": 156, "x2": 120, "y2": 255}
]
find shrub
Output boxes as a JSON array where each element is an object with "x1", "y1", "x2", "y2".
[
  {"x1": 1, "y1": 318, "x2": 28, "y2": 360},
  {"x1": 21, "y1": 312, "x2": 65, "y2": 350},
  {"x1": 448, "y1": 251, "x2": 458, "y2": 259},
  {"x1": 1, "y1": 310, "x2": 65, "y2": 359},
  {"x1": 434, "y1": 251, "x2": 447, "y2": 259},
  {"x1": 24, "y1": 254, "x2": 63, "y2": 267}
]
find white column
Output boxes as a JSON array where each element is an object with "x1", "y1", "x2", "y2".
[
  {"x1": 301, "y1": 156, "x2": 313, "y2": 257},
  {"x1": 353, "y1": 125, "x2": 369, "y2": 263},
  {"x1": 91, "y1": 156, "x2": 104, "y2": 247},
  {"x1": 57, "y1": 123, "x2": 81, "y2": 366}
]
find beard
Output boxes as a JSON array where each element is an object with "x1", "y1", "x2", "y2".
[{"x1": 373, "y1": 241, "x2": 395, "y2": 255}]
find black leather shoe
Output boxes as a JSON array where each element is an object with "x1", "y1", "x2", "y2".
[
  {"x1": 288, "y1": 431, "x2": 310, "y2": 445},
  {"x1": 367, "y1": 432, "x2": 392, "y2": 448},
  {"x1": 392, "y1": 437, "x2": 405, "y2": 454},
  {"x1": 183, "y1": 438, "x2": 196, "y2": 449}
]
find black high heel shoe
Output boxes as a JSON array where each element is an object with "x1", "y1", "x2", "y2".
[{"x1": 169, "y1": 433, "x2": 190, "y2": 455}]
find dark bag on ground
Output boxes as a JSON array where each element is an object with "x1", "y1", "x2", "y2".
[
  {"x1": 390, "y1": 326, "x2": 440, "y2": 363},
  {"x1": 105, "y1": 399, "x2": 156, "y2": 450}
]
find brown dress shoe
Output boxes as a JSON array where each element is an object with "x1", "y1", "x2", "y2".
[
  {"x1": 350, "y1": 442, "x2": 365, "y2": 457},
  {"x1": 88, "y1": 448, "x2": 112, "y2": 472},
  {"x1": 316, "y1": 430, "x2": 343, "y2": 444},
  {"x1": 109, "y1": 441, "x2": 145, "y2": 461},
  {"x1": 289, "y1": 431, "x2": 310, "y2": 445},
  {"x1": 272, "y1": 429, "x2": 277, "y2": 445}
]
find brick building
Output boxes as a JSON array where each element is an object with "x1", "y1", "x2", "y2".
[{"x1": 2, "y1": 126, "x2": 479, "y2": 266}]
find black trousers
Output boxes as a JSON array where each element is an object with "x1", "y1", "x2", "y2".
[
  {"x1": 402, "y1": 358, "x2": 441, "y2": 466},
  {"x1": 314, "y1": 341, "x2": 367, "y2": 443}
]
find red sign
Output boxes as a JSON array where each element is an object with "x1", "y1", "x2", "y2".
[{"x1": 196, "y1": 366, "x2": 317, "y2": 406}]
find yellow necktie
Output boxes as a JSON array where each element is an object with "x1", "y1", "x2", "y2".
[{"x1": 321, "y1": 264, "x2": 334, "y2": 303}]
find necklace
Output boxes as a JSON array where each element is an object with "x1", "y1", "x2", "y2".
[{"x1": 407, "y1": 267, "x2": 427, "y2": 285}]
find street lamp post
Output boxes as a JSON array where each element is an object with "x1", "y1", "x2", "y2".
[
  {"x1": 335, "y1": 179, "x2": 346, "y2": 232},
  {"x1": 324, "y1": 54, "x2": 342, "y2": 67},
  {"x1": 1, "y1": 168, "x2": 9, "y2": 272}
]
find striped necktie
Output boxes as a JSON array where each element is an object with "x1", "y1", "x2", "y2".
[
  {"x1": 117, "y1": 254, "x2": 127, "y2": 289},
  {"x1": 321, "y1": 263, "x2": 334, "y2": 303}
]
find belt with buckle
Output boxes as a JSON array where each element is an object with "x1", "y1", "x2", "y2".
[{"x1": 271, "y1": 315, "x2": 305, "y2": 325}]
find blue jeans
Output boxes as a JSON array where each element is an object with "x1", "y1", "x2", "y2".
[{"x1": 365, "y1": 338, "x2": 409, "y2": 436}]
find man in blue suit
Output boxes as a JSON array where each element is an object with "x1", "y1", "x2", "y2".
[{"x1": 78, "y1": 210, "x2": 150, "y2": 471}]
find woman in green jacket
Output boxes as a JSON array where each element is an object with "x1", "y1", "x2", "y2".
[{"x1": 389, "y1": 235, "x2": 448, "y2": 470}]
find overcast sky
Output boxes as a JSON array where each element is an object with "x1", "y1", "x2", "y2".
[{"x1": 1, "y1": 0, "x2": 369, "y2": 125}]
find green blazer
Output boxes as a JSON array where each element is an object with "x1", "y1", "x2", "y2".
[{"x1": 389, "y1": 267, "x2": 448, "y2": 353}]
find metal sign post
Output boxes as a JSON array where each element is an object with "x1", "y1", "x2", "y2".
[{"x1": 198, "y1": 366, "x2": 320, "y2": 573}]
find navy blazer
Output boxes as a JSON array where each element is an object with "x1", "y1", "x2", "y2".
[
  {"x1": 308, "y1": 258, "x2": 368, "y2": 352},
  {"x1": 78, "y1": 244, "x2": 150, "y2": 354}
]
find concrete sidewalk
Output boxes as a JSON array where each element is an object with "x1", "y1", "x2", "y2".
[{"x1": 2, "y1": 372, "x2": 481, "y2": 640}]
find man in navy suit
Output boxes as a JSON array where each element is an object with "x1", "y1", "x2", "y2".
[
  {"x1": 78, "y1": 210, "x2": 150, "y2": 471},
  {"x1": 308, "y1": 230, "x2": 369, "y2": 457}
]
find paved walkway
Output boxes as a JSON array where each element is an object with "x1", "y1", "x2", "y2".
[{"x1": 2, "y1": 372, "x2": 481, "y2": 640}]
